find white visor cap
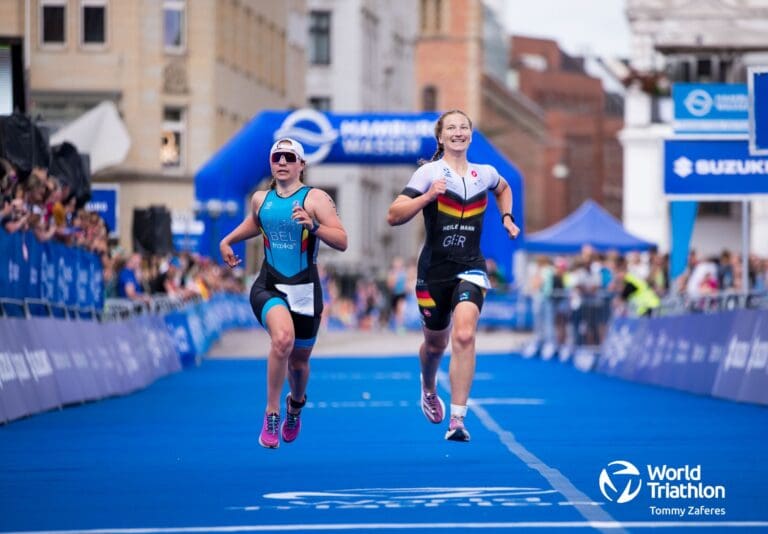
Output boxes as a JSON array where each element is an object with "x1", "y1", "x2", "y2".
[{"x1": 269, "y1": 137, "x2": 305, "y2": 161}]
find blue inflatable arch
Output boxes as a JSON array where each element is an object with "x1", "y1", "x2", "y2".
[{"x1": 195, "y1": 109, "x2": 525, "y2": 281}]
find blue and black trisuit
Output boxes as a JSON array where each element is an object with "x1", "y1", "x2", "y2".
[{"x1": 250, "y1": 186, "x2": 322, "y2": 348}]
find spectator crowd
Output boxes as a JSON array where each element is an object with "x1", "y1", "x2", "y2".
[
  {"x1": 527, "y1": 244, "x2": 768, "y2": 348},
  {"x1": 1, "y1": 156, "x2": 244, "y2": 309}
]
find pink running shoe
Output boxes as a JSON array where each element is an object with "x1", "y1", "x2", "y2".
[
  {"x1": 258, "y1": 412, "x2": 280, "y2": 449},
  {"x1": 281, "y1": 394, "x2": 304, "y2": 443},
  {"x1": 445, "y1": 416, "x2": 471, "y2": 442},
  {"x1": 420, "y1": 375, "x2": 445, "y2": 424}
]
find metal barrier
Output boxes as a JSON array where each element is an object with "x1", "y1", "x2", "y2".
[
  {"x1": 532, "y1": 289, "x2": 614, "y2": 347},
  {"x1": 531, "y1": 288, "x2": 768, "y2": 351},
  {"x1": 0, "y1": 297, "x2": 101, "y2": 321},
  {"x1": 0, "y1": 295, "x2": 201, "y2": 323},
  {"x1": 101, "y1": 295, "x2": 202, "y2": 322},
  {"x1": 656, "y1": 290, "x2": 768, "y2": 316}
]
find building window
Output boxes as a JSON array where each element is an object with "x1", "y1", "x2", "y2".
[
  {"x1": 309, "y1": 11, "x2": 331, "y2": 65},
  {"x1": 41, "y1": 0, "x2": 66, "y2": 45},
  {"x1": 308, "y1": 96, "x2": 332, "y2": 111},
  {"x1": 422, "y1": 85, "x2": 437, "y2": 111},
  {"x1": 419, "y1": 0, "x2": 442, "y2": 33},
  {"x1": 81, "y1": 0, "x2": 106, "y2": 45},
  {"x1": 163, "y1": 0, "x2": 186, "y2": 52},
  {"x1": 161, "y1": 107, "x2": 185, "y2": 169}
]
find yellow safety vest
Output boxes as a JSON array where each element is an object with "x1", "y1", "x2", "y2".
[{"x1": 624, "y1": 273, "x2": 660, "y2": 316}]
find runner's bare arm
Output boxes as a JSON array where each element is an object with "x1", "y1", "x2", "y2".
[
  {"x1": 387, "y1": 178, "x2": 447, "y2": 226},
  {"x1": 492, "y1": 178, "x2": 519, "y2": 239},
  {"x1": 219, "y1": 191, "x2": 265, "y2": 267}
]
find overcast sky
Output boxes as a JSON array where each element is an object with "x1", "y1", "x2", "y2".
[{"x1": 499, "y1": 0, "x2": 631, "y2": 59}]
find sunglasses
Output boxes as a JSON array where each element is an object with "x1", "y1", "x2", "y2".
[{"x1": 271, "y1": 151, "x2": 299, "y2": 163}]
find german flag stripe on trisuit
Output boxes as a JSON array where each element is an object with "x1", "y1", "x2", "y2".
[
  {"x1": 437, "y1": 194, "x2": 487, "y2": 219},
  {"x1": 262, "y1": 227, "x2": 270, "y2": 250},
  {"x1": 416, "y1": 289, "x2": 436, "y2": 308}
]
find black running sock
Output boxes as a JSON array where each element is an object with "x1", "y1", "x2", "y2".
[{"x1": 288, "y1": 395, "x2": 306, "y2": 411}]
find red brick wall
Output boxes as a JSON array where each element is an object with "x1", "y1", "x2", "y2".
[{"x1": 510, "y1": 35, "x2": 624, "y2": 228}]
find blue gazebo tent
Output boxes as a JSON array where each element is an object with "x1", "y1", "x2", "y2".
[{"x1": 524, "y1": 199, "x2": 656, "y2": 254}]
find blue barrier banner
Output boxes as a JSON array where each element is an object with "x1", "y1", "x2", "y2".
[
  {"x1": 76, "y1": 248, "x2": 91, "y2": 308},
  {"x1": 0, "y1": 318, "x2": 41, "y2": 418},
  {"x1": 0, "y1": 295, "x2": 255, "y2": 423},
  {"x1": 27, "y1": 232, "x2": 42, "y2": 299},
  {"x1": 164, "y1": 310, "x2": 197, "y2": 366},
  {"x1": 595, "y1": 318, "x2": 630, "y2": 375},
  {"x1": 55, "y1": 320, "x2": 101, "y2": 401},
  {"x1": 40, "y1": 240, "x2": 56, "y2": 301},
  {"x1": 0, "y1": 230, "x2": 103, "y2": 308},
  {"x1": 162, "y1": 294, "x2": 258, "y2": 365},
  {"x1": 479, "y1": 292, "x2": 533, "y2": 330},
  {"x1": 110, "y1": 321, "x2": 149, "y2": 394},
  {"x1": 599, "y1": 310, "x2": 764, "y2": 405},
  {"x1": 648, "y1": 316, "x2": 681, "y2": 388},
  {"x1": 66, "y1": 245, "x2": 79, "y2": 307},
  {"x1": 4, "y1": 231, "x2": 27, "y2": 299},
  {"x1": 109, "y1": 321, "x2": 144, "y2": 396},
  {"x1": 99, "y1": 322, "x2": 133, "y2": 396},
  {"x1": 634, "y1": 317, "x2": 670, "y2": 385},
  {"x1": 679, "y1": 313, "x2": 734, "y2": 395},
  {"x1": 15, "y1": 319, "x2": 61, "y2": 412},
  {"x1": 40, "y1": 318, "x2": 86, "y2": 405},
  {"x1": 87, "y1": 320, "x2": 126, "y2": 397},
  {"x1": 90, "y1": 254, "x2": 104, "y2": 309},
  {"x1": 0, "y1": 230, "x2": 8, "y2": 296},
  {"x1": 624, "y1": 319, "x2": 652, "y2": 382},
  {"x1": 737, "y1": 310, "x2": 768, "y2": 404},
  {"x1": 130, "y1": 316, "x2": 165, "y2": 383},
  {"x1": 146, "y1": 314, "x2": 182, "y2": 375},
  {"x1": 83, "y1": 337, "x2": 111, "y2": 398},
  {"x1": 0, "y1": 319, "x2": 33, "y2": 421},
  {"x1": 712, "y1": 310, "x2": 761, "y2": 402},
  {"x1": 598, "y1": 318, "x2": 647, "y2": 380}
]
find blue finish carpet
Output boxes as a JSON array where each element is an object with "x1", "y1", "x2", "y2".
[{"x1": 2, "y1": 352, "x2": 767, "y2": 532}]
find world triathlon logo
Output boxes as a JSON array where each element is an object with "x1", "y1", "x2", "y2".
[
  {"x1": 599, "y1": 460, "x2": 643, "y2": 504},
  {"x1": 274, "y1": 109, "x2": 339, "y2": 165},
  {"x1": 684, "y1": 89, "x2": 713, "y2": 117}
]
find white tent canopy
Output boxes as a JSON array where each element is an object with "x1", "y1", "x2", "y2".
[{"x1": 50, "y1": 101, "x2": 130, "y2": 173}]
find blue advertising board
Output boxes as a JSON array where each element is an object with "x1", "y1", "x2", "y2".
[
  {"x1": 672, "y1": 83, "x2": 748, "y2": 133},
  {"x1": 85, "y1": 184, "x2": 119, "y2": 237},
  {"x1": 664, "y1": 139, "x2": 768, "y2": 196},
  {"x1": 748, "y1": 68, "x2": 768, "y2": 155}
]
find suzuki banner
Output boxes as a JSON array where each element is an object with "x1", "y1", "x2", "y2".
[{"x1": 664, "y1": 139, "x2": 768, "y2": 196}]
